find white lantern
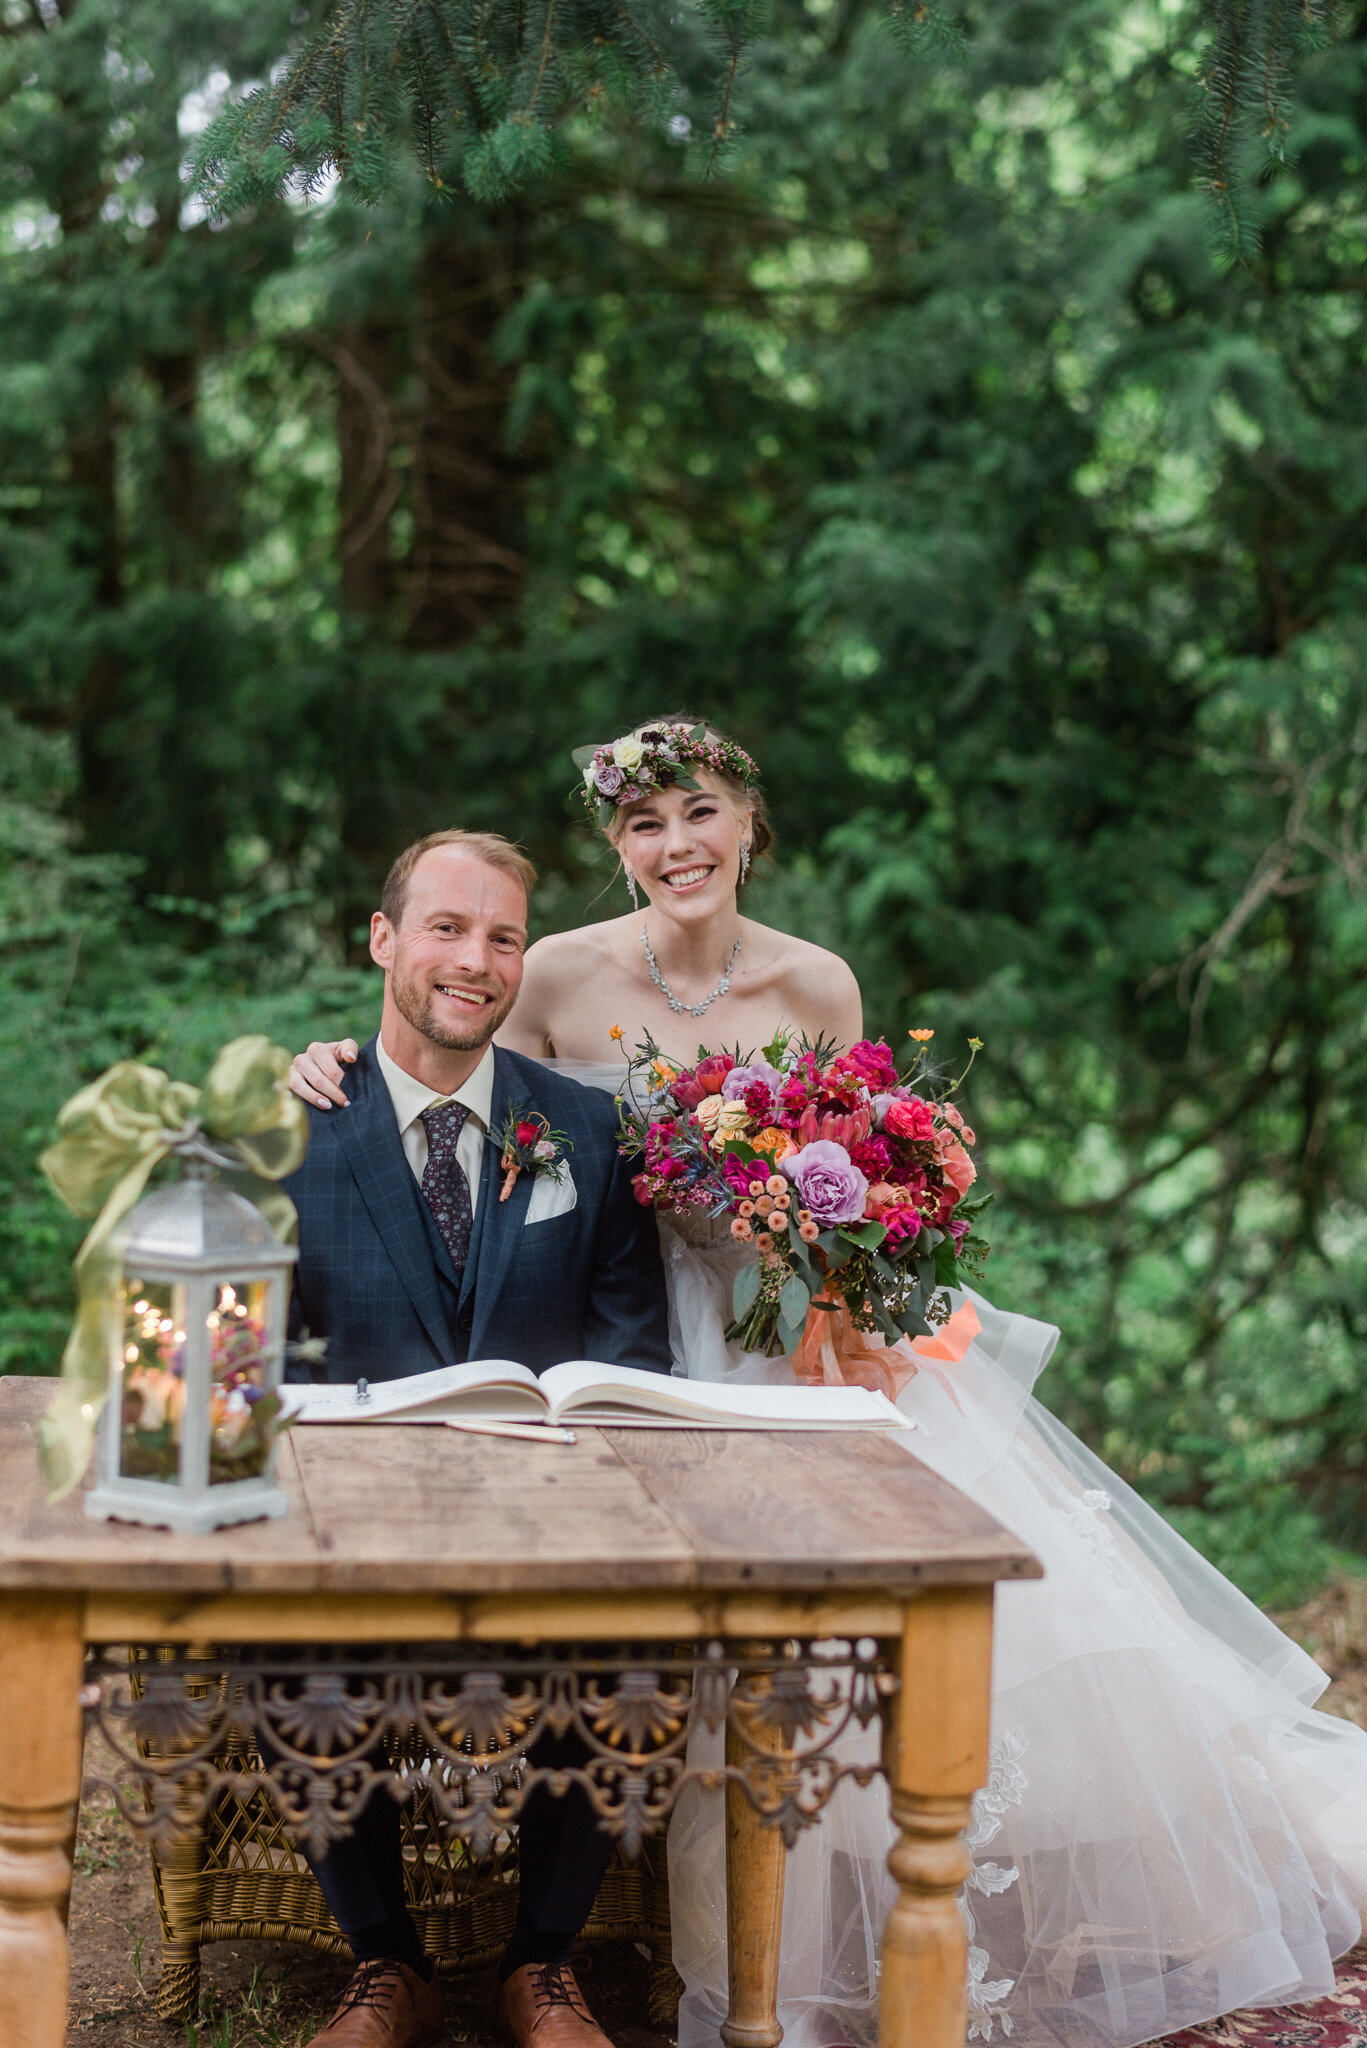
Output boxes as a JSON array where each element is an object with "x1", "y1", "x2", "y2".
[{"x1": 85, "y1": 1158, "x2": 298, "y2": 1534}]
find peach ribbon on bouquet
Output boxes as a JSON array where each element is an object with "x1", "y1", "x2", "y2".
[{"x1": 790, "y1": 1293, "x2": 982, "y2": 1408}]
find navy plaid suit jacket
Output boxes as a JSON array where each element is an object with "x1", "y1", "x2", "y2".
[{"x1": 283, "y1": 1036, "x2": 670, "y2": 1382}]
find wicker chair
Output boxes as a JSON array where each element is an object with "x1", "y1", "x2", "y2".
[{"x1": 137, "y1": 1694, "x2": 683, "y2": 2026}]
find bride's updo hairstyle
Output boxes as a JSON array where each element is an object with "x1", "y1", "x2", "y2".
[{"x1": 574, "y1": 714, "x2": 773, "y2": 892}]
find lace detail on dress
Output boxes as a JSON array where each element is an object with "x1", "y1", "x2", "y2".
[
  {"x1": 1057, "y1": 1488, "x2": 1116, "y2": 1565},
  {"x1": 963, "y1": 1729, "x2": 1026, "y2": 2042}
]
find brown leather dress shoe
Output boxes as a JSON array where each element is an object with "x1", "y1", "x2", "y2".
[
  {"x1": 308, "y1": 1958, "x2": 444, "y2": 2047},
  {"x1": 493, "y1": 1961, "x2": 615, "y2": 2048}
]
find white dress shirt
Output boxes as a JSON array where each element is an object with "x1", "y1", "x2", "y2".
[{"x1": 375, "y1": 1036, "x2": 495, "y2": 1219}]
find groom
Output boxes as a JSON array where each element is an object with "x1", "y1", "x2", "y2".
[{"x1": 282, "y1": 827, "x2": 670, "y2": 2048}]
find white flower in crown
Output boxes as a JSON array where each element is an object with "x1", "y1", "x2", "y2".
[
  {"x1": 613, "y1": 733, "x2": 646, "y2": 773},
  {"x1": 583, "y1": 762, "x2": 597, "y2": 786}
]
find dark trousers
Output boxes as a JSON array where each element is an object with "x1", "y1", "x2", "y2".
[{"x1": 266, "y1": 1720, "x2": 616, "y2": 1976}]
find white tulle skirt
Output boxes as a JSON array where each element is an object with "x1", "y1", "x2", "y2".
[
  {"x1": 544, "y1": 1065, "x2": 1367, "y2": 2048},
  {"x1": 662, "y1": 1217, "x2": 1367, "y2": 2048}
]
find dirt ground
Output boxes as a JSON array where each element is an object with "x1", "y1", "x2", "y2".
[
  {"x1": 65, "y1": 1576, "x2": 1367, "y2": 2047},
  {"x1": 66, "y1": 1726, "x2": 677, "y2": 2048}
]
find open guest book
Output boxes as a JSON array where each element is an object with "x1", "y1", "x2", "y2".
[{"x1": 285, "y1": 1358, "x2": 908, "y2": 1431}]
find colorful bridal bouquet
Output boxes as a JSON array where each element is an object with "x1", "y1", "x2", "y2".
[{"x1": 615, "y1": 1029, "x2": 992, "y2": 1398}]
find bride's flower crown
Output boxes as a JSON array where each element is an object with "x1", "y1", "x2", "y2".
[{"x1": 572, "y1": 721, "x2": 760, "y2": 829}]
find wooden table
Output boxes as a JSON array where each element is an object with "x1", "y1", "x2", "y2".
[{"x1": 0, "y1": 1376, "x2": 1039, "y2": 2048}]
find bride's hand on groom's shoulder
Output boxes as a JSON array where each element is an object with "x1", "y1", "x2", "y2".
[{"x1": 289, "y1": 1039, "x2": 358, "y2": 1110}]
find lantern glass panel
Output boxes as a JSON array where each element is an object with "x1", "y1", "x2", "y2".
[
  {"x1": 118, "y1": 1271, "x2": 281, "y2": 1487},
  {"x1": 118, "y1": 1277, "x2": 189, "y2": 1484},
  {"x1": 207, "y1": 1275, "x2": 278, "y2": 1484}
]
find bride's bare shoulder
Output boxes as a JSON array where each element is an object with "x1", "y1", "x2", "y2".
[
  {"x1": 746, "y1": 920, "x2": 863, "y2": 1039},
  {"x1": 523, "y1": 918, "x2": 635, "y2": 988}
]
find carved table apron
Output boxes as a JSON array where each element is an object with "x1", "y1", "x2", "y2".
[{"x1": 0, "y1": 1376, "x2": 1040, "y2": 2048}]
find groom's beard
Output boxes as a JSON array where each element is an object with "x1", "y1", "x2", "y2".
[{"x1": 390, "y1": 965, "x2": 517, "y2": 1052}]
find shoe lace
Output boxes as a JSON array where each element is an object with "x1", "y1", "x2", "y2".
[
  {"x1": 330, "y1": 1960, "x2": 406, "y2": 2021},
  {"x1": 528, "y1": 1963, "x2": 590, "y2": 2019}
]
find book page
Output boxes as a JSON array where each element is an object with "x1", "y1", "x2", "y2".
[
  {"x1": 537, "y1": 1360, "x2": 906, "y2": 1429},
  {"x1": 286, "y1": 1358, "x2": 545, "y2": 1424}
]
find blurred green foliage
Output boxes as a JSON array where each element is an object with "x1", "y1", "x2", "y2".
[{"x1": 3, "y1": 0, "x2": 1367, "y2": 1603}]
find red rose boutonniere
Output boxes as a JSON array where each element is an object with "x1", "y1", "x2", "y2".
[{"x1": 492, "y1": 1105, "x2": 574, "y2": 1203}]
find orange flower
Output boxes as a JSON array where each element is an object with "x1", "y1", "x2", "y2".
[
  {"x1": 609, "y1": 1025, "x2": 624, "y2": 1041},
  {"x1": 750, "y1": 1127, "x2": 797, "y2": 1162},
  {"x1": 908, "y1": 1028, "x2": 935, "y2": 1043},
  {"x1": 755, "y1": 1232, "x2": 774, "y2": 1254}
]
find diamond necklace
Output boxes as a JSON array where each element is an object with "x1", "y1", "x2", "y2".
[{"x1": 642, "y1": 921, "x2": 742, "y2": 1018}]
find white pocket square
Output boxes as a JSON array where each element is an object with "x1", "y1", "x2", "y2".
[{"x1": 524, "y1": 1169, "x2": 578, "y2": 1224}]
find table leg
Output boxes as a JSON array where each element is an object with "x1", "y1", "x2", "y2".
[
  {"x1": 880, "y1": 1587, "x2": 994, "y2": 2048},
  {"x1": 0, "y1": 1592, "x2": 86, "y2": 2048},
  {"x1": 721, "y1": 1680, "x2": 787, "y2": 2048}
]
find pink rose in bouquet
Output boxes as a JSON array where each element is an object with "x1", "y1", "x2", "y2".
[
  {"x1": 884, "y1": 1096, "x2": 935, "y2": 1142},
  {"x1": 934, "y1": 1129, "x2": 977, "y2": 1196}
]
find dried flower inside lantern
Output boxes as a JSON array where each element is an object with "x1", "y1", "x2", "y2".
[{"x1": 84, "y1": 1160, "x2": 298, "y2": 1532}]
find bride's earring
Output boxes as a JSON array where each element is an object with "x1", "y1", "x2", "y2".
[
  {"x1": 625, "y1": 867, "x2": 639, "y2": 910},
  {"x1": 739, "y1": 841, "x2": 751, "y2": 887}
]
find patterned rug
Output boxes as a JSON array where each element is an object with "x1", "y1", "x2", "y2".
[{"x1": 1147, "y1": 1947, "x2": 1367, "y2": 2046}]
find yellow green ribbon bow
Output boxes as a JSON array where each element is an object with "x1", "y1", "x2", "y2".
[{"x1": 37, "y1": 1035, "x2": 309, "y2": 1501}]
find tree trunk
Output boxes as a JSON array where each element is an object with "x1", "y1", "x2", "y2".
[
  {"x1": 404, "y1": 210, "x2": 527, "y2": 647},
  {"x1": 336, "y1": 321, "x2": 399, "y2": 619},
  {"x1": 68, "y1": 403, "x2": 124, "y2": 840},
  {"x1": 148, "y1": 350, "x2": 201, "y2": 583}
]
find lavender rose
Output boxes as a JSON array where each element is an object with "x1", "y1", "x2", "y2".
[
  {"x1": 784, "y1": 1140, "x2": 869, "y2": 1226},
  {"x1": 595, "y1": 760, "x2": 625, "y2": 796},
  {"x1": 721, "y1": 1059, "x2": 785, "y2": 1103}
]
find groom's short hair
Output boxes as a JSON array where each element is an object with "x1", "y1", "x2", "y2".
[{"x1": 381, "y1": 830, "x2": 537, "y2": 929}]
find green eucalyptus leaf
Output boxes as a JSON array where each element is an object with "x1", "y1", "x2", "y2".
[
  {"x1": 840, "y1": 1220, "x2": 888, "y2": 1251},
  {"x1": 778, "y1": 1313, "x2": 806, "y2": 1356},
  {"x1": 779, "y1": 1272, "x2": 811, "y2": 1326},
  {"x1": 732, "y1": 1263, "x2": 761, "y2": 1320}
]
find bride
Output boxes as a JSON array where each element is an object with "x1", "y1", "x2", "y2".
[{"x1": 289, "y1": 717, "x2": 1367, "y2": 2048}]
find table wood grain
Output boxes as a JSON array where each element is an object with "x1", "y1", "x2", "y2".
[{"x1": 0, "y1": 1376, "x2": 1040, "y2": 1597}]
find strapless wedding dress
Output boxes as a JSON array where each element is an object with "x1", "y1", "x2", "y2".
[{"x1": 547, "y1": 1062, "x2": 1367, "y2": 2048}]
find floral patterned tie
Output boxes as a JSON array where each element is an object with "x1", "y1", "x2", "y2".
[{"x1": 420, "y1": 1101, "x2": 474, "y2": 1275}]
